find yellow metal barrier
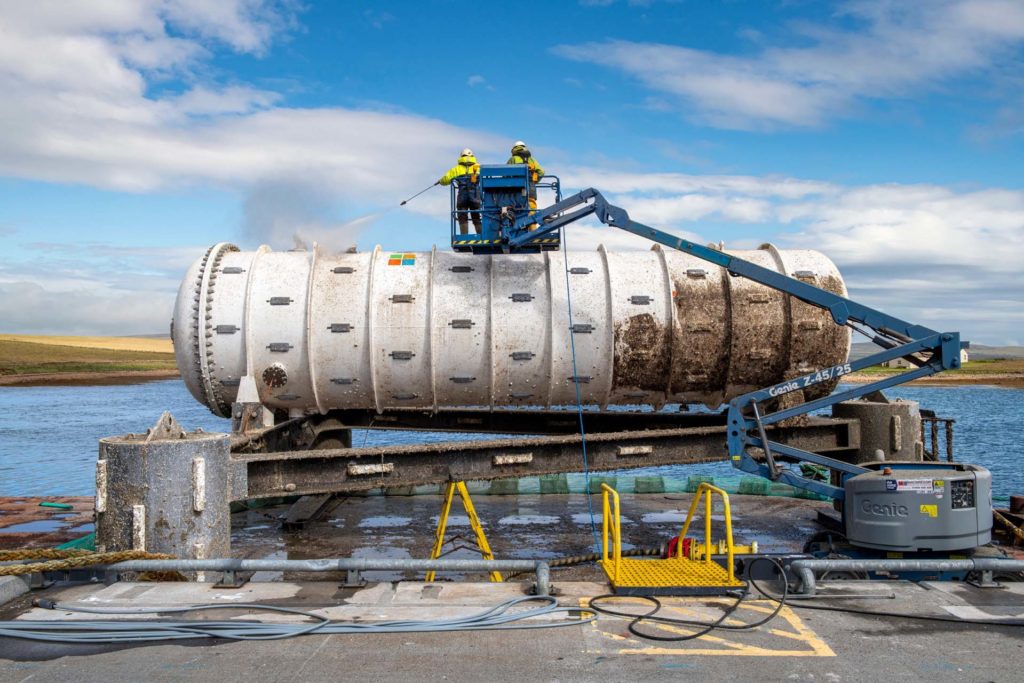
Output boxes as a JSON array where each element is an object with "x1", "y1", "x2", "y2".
[
  {"x1": 675, "y1": 482, "x2": 736, "y2": 584},
  {"x1": 600, "y1": 483, "x2": 622, "y2": 583},
  {"x1": 599, "y1": 482, "x2": 745, "y2": 594}
]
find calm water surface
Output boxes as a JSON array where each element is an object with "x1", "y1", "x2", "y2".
[{"x1": 0, "y1": 380, "x2": 1021, "y2": 497}]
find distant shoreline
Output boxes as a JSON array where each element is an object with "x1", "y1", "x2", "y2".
[
  {"x1": 844, "y1": 372, "x2": 1024, "y2": 389},
  {"x1": 1, "y1": 334, "x2": 178, "y2": 386},
  {"x1": 0, "y1": 369, "x2": 180, "y2": 387}
]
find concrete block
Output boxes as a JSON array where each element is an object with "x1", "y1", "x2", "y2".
[
  {"x1": 833, "y1": 399, "x2": 923, "y2": 464},
  {"x1": 0, "y1": 575, "x2": 29, "y2": 606},
  {"x1": 95, "y1": 412, "x2": 231, "y2": 568}
]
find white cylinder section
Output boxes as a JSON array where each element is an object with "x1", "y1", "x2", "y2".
[{"x1": 172, "y1": 243, "x2": 850, "y2": 416}]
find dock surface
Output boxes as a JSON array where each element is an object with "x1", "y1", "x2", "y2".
[
  {"x1": 2, "y1": 578, "x2": 1023, "y2": 682},
  {"x1": 3, "y1": 492, "x2": 1023, "y2": 680}
]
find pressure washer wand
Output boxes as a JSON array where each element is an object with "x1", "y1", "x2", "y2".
[{"x1": 400, "y1": 182, "x2": 439, "y2": 206}]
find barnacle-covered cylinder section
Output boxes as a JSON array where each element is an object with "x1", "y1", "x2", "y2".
[{"x1": 172, "y1": 242, "x2": 850, "y2": 417}]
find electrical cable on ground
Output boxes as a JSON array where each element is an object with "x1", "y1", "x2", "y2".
[
  {"x1": 585, "y1": 557, "x2": 789, "y2": 641},
  {"x1": 0, "y1": 596, "x2": 595, "y2": 644},
  {"x1": 560, "y1": 225, "x2": 600, "y2": 551},
  {"x1": 747, "y1": 569, "x2": 1024, "y2": 628}
]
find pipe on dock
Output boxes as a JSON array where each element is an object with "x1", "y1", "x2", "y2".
[
  {"x1": 790, "y1": 558, "x2": 1024, "y2": 595},
  {"x1": 106, "y1": 558, "x2": 553, "y2": 595}
]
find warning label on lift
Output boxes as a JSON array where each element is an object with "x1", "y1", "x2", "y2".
[{"x1": 886, "y1": 479, "x2": 935, "y2": 493}]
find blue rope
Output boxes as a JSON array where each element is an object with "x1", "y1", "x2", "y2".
[{"x1": 560, "y1": 226, "x2": 601, "y2": 552}]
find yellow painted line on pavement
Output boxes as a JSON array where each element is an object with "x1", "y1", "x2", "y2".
[{"x1": 582, "y1": 596, "x2": 835, "y2": 658}]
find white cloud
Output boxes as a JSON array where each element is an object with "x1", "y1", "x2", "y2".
[
  {"x1": 0, "y1": 242, "x2": 202, "y2": 335},
  {"x1": 363, "y1": 9, "x2": 394, "y2": 30},
  {"x1": 0, "y1": 1, "x2": 501, "y2": 198},
  {"x1": 553, "y1": 0, "x2": 1024, "y2": 129},
  {"x1": 553, "y1": 166, "x2": 1024, "y2": 344},
  {"x1": 0, "y1": 1, "x2": 1019, "y2": 345},
  {"x1": 0, "y1": 0, "x2": 502, "y2": 334},
  {"x1": 565, "y1": 167, "x2": 836, "y2": 199},
  {"x1": 467, "y1": 74, "x2": 495, "y2": 91},
  {"x1": 0, "y1": 281, "x2": 176, "y2": 336}
]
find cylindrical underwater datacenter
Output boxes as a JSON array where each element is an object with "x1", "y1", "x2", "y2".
[{"x1": 172, "y1": 242, "x2": 850, "y2": 417}]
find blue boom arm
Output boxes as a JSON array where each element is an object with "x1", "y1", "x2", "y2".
[{"x1": 508, "y1": 189, "x2": 964, "y2": 500}]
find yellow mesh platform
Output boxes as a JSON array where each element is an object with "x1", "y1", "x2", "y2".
[{"x1": 600, "y1": 557, "x2": 744, "y2": 593}]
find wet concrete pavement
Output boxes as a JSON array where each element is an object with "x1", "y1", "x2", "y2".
[
  {"x1": 231, "y1": 492, "x2": 828, "y2": 583},
  {"x1": 0, "y1": 498, "x2": 93, "y2": 550},
  {"x1": 2, "y1": 493, "x2": 1024, "y2": 681}
]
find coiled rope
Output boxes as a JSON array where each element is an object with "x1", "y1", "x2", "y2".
[{"x1": 0, "y1": 549, "x2": 174, "y2": 576}]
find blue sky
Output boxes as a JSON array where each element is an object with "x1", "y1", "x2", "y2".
[{"x1": 0, "y1": 0, "x2": 1021, "y2": 343}]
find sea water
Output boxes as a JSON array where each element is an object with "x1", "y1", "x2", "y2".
[{"x1": 0, "y1": 380, "x2": 1021, "y2": 498}]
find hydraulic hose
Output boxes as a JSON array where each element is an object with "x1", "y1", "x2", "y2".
[
  {"x1": 586, "y1": 557, "x2": 788, "y2": 642},
  {"x1": 501, "y1": 545, "x2": 665, "y2": 581}
]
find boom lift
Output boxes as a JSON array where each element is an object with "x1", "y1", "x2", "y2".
[
  {"x1": 452, "y1": 166, "x2": 991, "y2": 557},
  {"x1": 450, "y1": 164, "x2": 563, "y2": 253}
]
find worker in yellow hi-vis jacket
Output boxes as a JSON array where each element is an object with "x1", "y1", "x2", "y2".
[
  {"x1": 438, "y1": 148, "x2": 482, "y2": 235},
  {"x1": 506, "y1": 141, "x2": 545, "y2": 210}
]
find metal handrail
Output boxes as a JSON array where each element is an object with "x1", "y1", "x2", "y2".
[
  {"x1": 791, "y1": 558, "x2": 1024, "y2": 596},
  {"x1": 676, "y1": 483, "x2": 736, "y2": 583},
  {"x1": 449, "y1": 173, "x2": 562, "y2": 243},
  {"x1": 105, "y1": 557, "x2": 552, "y2": 595},
  {"x1": 600, "y1": 483, "x2": 621, "y2": 583}
]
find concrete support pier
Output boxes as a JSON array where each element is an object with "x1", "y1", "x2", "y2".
[
  {"x1": 833, "y1": 398, "x2": 923, "y2": 463},
  {"x1": 95, "y1": 412, "x2": 231, "y2": 564}
]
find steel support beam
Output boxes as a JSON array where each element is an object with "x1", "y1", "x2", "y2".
[
  {"x1": 233, "y1": 417, "x2": 856, "y2": 500},
  {"x1": 317, "y1": 407, "x2": 727, "y2": 433}
]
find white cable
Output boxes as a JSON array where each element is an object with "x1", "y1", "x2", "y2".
[{"x1": 1, "y1": 596, "x2": 595, "y2": 643}]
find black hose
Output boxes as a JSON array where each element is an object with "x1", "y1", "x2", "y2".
[
  {"x1": 585, "y1": 557, "x2": 788, "y2": 642},
  {"x1": 748, "y1": 565, "x2": 1024, "y2": 628}
]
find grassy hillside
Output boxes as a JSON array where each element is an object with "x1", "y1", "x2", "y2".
[
  {"x1": 0, "y1": 334, "x2": 172, "y2": 353},
  {"x1": 850, "y1": 342, "x2": 1024, "y2": 361},
  {"x1": 0, "y1": 337, "x2": 177, "y2": 376},
  {"x1": 854, "y1": 358, "x2": 1024, "y2": 376}
]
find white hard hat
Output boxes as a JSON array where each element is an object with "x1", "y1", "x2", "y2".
[
  {"x1": 461, "y1": 148, "x2": 473, "y2": 156},
  {"x1": 512, "y1": 140, "x2": 526, "y2": 148}
]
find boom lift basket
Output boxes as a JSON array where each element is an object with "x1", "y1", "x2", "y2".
[{"x1": 450, "y1": 164, "x2": 561, "y2": 253}]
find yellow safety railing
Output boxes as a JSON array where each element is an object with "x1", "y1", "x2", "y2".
[
  {"x1": 600, "y1": 483, "x2": 622, "y2": 583},
  {"x1": 676, "y1": 483, "x2": 736, "y2": 583}
]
